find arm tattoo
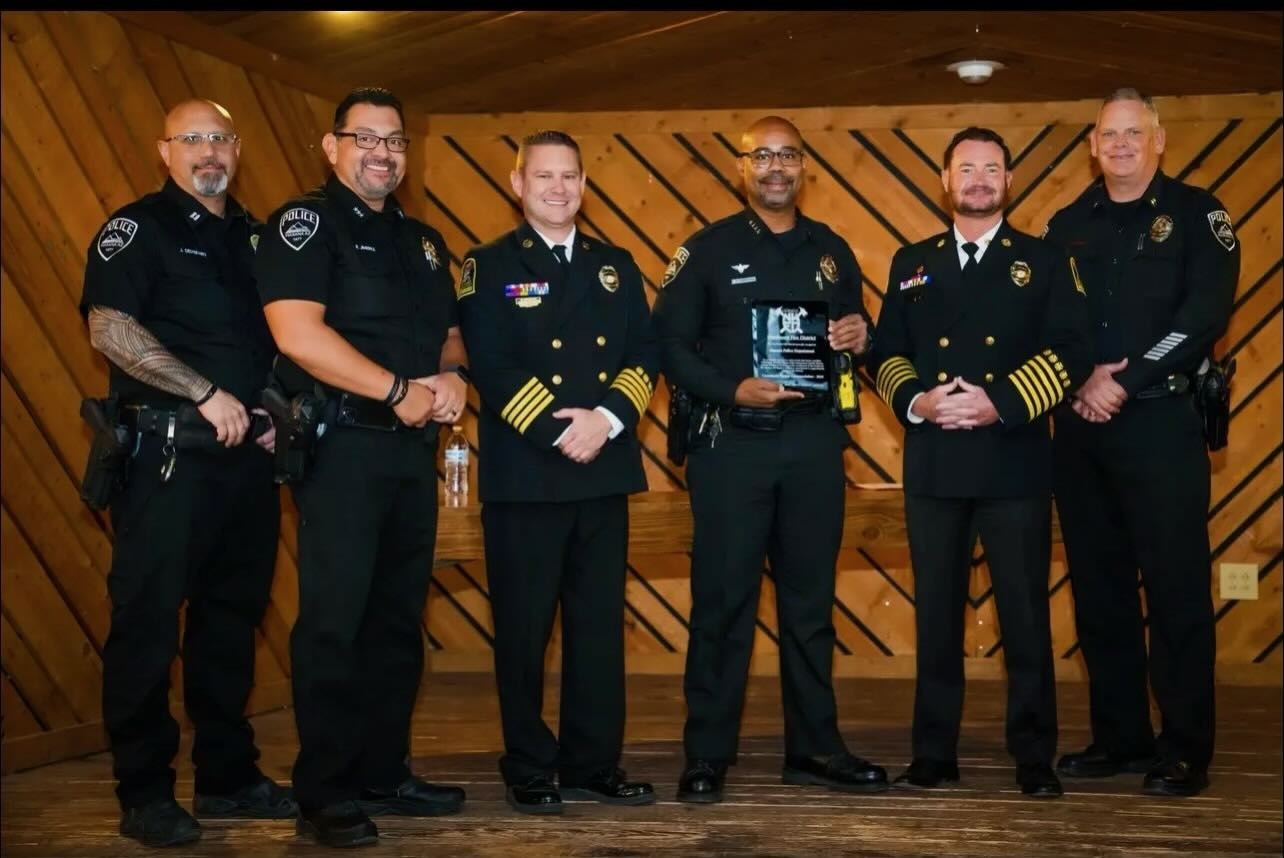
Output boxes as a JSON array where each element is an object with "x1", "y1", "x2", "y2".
[{"x1": 87, "y1": 306, "x2": 214, "y2": 401}]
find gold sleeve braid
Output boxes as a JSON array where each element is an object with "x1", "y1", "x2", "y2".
[
  {"x1": 610, "y1": 366, "x2": 653, "y2": 416},
  {"x1": 501, "y1": 377, "x2": 555, "y2": 434},
  {"x1": 1007, "y1": 349, "x2": 1071, "y2": 421},
  {"x1": 876, "y1": 356, "x2": 918, "y2": 404}
]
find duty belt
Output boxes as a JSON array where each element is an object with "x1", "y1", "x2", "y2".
[
  {"x1": 1133, "y1": 372, "x2": 1192, "y2": 401},
  {"x1": 728, "y1": 393, "x2": 831, "y2": 430}
]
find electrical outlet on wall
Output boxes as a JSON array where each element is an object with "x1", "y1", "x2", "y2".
[{"x1": 1219, "y1": 563, "x2": 1259, "y2": 600}]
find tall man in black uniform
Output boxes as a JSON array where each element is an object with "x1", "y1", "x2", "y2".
[
  {"x1": 1045, "y1": 89, "x2": 1239, "y2": 797},
  {"x1": 255, "y1": 88, "x2": 468, "y2": 847},
  {"x1": 455, "y1": 131, "x2": 658, "y2": 815},
  {"x1": 870, "y1": 128, "x2": 1092, "y2": 799},
  {"x1": 81, "y1": 99, "x2": 295, "y2": 848},
  {"x1": 653, "y1": 115, "x2": 888, "y2": 802}
]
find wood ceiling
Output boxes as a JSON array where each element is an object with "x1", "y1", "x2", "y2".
[{"x1": 171, "y1": 11, "x2": 1280, "y2": 114}]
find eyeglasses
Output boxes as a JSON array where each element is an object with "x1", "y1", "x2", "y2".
[
  {"x1": 333, "y1": 131, "x2": 411, "y2": 153},
  {"x1": 163, "y1": 132, "x2": 239, "y2": 147},
  {"x1": 737, "y1": 147, "x2": 804, "y2": 169}
]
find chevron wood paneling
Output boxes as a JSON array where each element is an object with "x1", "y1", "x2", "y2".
[{"x1": 0, "y1": 9, "x2": 1279, "y2": 773}]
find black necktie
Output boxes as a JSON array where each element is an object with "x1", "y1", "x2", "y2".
[
  {"x1": 552, "y1": 244, "x2": 569, "y2": 269},
  {"x1": 961, "y1": 241, "x2": 979, "y2": 277}
]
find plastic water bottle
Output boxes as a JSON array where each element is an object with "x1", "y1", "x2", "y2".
[{"x1": 444, "y1": 425, "x2": 469, "y2": 507}]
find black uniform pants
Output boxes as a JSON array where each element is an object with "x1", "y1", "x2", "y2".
[
  {"x1": 1053, "y1": 396, "x2": 1214, "y2": 769},
  {"x1": 682, "y1": 413, "x2": 849, "y2": 764},
  {"x1": 482, "y1": 495, "x2": 628, "y2": 785},
  {"x1": 904, "y1": 493, "x2": 1057, "y2": 765},
  {"x1": 289, "y1": 428, "x2": 439, "y2": 812},
  {"x1": 103, "y1": 437, "x2": 279, "y2": 810}
]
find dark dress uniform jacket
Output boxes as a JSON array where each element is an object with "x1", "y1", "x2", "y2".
[
  {"x1": 81, "y1": 178, "x2": 274, "y2": 407},
  {"x1": 871, "y1": 222, "x2": 1092, "y2": 498},
  {"x1": 654, "y1": 208, "x2": 866, "y2": 406},
  {"x1": 1044, "y1": 171, "x2": 1239, "y2": 384},
  {"x1": 456, "y1": 222, "x2": 659, "y2": 503}
]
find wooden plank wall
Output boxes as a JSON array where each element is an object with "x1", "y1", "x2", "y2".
[{"x1": 0, "y1": 10, "x2": 1279, "y2": 772}]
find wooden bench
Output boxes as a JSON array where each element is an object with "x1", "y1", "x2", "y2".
[{"x1": 435, "y1": 488, "x2": 1061, "y2": 563}]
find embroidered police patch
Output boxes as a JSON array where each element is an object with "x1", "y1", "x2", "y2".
[
  {"x1": 1208, "y1": 210, "x2": 1236, "y2": 251},
  {"x1": 279, "y1": 207, "x2": 320, "y2": 251},
  {"x1": 456, "y1": 257, "x2": 477, "y2": 300},
  {"x1": 96, "y1": 218, "x2": 138, "y2": 262},
  {"x1": 661, "y1": 247, "x2": 689, "y2": 287}
]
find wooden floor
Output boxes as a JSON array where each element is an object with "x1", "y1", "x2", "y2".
[{"x1": 1, "y1": 674, "x2": 1280, "y2": 857}]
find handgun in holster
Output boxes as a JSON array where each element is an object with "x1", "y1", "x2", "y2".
[
  {"x1": 1194, "y1": 356, "x2": 1235, "y2": 452},
  {"x1": 829, "y1": 350, "x2": 862, "y2": 425},
  {"x1": 79, "y1": 396, "x2": 133, "y2": 510},
  {"x1": 261, "y1": 356, "x2": 328, "y2": 484},
  {"x1": 666, "y1": 384, "x2": 692, "y2": 466}
]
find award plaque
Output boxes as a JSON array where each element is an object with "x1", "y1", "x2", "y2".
[{"x1": 750, "y1": 299, "x2": 831, "y2": 392}]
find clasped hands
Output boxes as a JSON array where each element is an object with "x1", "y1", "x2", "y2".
[
  {"x1": 1070, "y1": 358, "x2": 1129, "y2": 423},
  {"x1": 911, "y1": 377, "x2": 999, "y2": 430},
  {"x1": 393, "y1": 372, "x2": 468, "y2": 428}
]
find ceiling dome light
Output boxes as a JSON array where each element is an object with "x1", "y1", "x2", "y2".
[{"x1": 947, "y1": 60, "x2": 1006, "y2": 84}]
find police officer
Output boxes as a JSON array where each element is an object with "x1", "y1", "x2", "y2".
[
  {"x1": 1044, "y1": 89, "x2": 1239, "y2": 797},
  {"x1": 653, "y1": 115, "x2": 888, "y2": 802},
  {"x1": 255, "y1": 87, "x2": 468, "y2": 847},
  {"x1": 455, "y1": 130, "x2": 658, "y2": 815},
  {"x1": 80, "y1": 99, "x2": 295, "y2": 847},
  {"x1": 870, "y1": 127, "x2": 1093, "y2": 799}
]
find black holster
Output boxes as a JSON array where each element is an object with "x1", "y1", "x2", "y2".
[
  {"x1": 666, "y1": 385, "x2": 692, "y2": 465},
  {"x1": 261, "y1": 357, "x2": 327, "y2": 484},
  {"x1": 79, "y1": 396, "x2": 133, "y2": 510},
  {"x1": 1194, "y1": 356, "x2": 1235, "y2": 452}
]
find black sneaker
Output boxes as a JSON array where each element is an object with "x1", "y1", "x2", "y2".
[
  {"x1": 194, "y1": 775, "x2": 298, "y2": 819},
  {"x1": 296, "y1": 800, "x2": 378, "y2": 848},
  {"x1": 120, "y1": 798, "x2": 202, "y2": 847}
]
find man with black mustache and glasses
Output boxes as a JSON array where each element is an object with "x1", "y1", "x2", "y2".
[
  {"x1": 80, "y1": 99, "x2": 295, "y2": 848},
  {"x1": 869, "y1": 127, "x2": 1092, "y2": 799},
  {"x1": 255, "y1": 87, "x2": 468, "y2": 848},
  {"x1": 653, "y1": 115, "x2": 888, "y2": 803}
]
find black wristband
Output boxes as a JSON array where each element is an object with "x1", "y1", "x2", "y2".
[
  {"x1": 447, "y1": 364, "x2": 470, "y2": 383},
  {"x1": 194, "y1": 383, "x2": 218, "y2": 406},
  {"x1": 386, "y1": 375, "x2": 409, "y2": 407}
]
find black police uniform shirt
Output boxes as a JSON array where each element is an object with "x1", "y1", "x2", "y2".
[
  {"x1": 870, "y1": 220, "x2": 1093, "y2": 498},
  {"x1": 455, "y1": 221, "x2": 658, "y2": 504},
  {"x1": 652, "y1": 208, "x2": 867, "y2": 407},
  {"x1": 80, "y1": 178, "x2": 274, "y2": 407},
  {"x1": 254, "y1": 174, "x2": 456, "y2": 387},
  {"x1": 1044, "y1": 171, "x2": 1240, "y2": 394}
]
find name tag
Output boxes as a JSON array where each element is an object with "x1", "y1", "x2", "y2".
[{"x1": 505, "y1": 282, "x2": 550, "y2": 297}]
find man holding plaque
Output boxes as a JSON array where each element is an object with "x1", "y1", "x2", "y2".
[
  {"x1": 869, "y1": 127, "x2": 1092, "y2": 798},
  {"x1": 653, "y1": 115, "x2": 886, "y2": 803}
]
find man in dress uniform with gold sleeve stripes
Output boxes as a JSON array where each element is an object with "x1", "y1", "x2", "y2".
[
  {"x1": 869, "y1": 127, "x2": 1092, "y2": 798},
  {"x1": 455, "y1": 130, "x2": 659, "y2": 815}
]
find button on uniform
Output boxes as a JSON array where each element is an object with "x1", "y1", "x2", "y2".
[
  {"x1": 985, "y1": 336, "x2": 996, "y2": 346},
  {"x1": 937, "y1": 371, "x2": 948, "y2": 382},
  {"x1": 598, "y1": 371, "x2": 608, "y2": 382},
  {"x1": 552, "y1": 374, "x2": 563, "y2": 385},
  {"x1": 552, "y1": 338, "x2": 563, "y2": 349},
  {"x1": 596, "y1": 336, "x2": 606, "y2": 346},
  {"x1": 938, "y1": 337, "x2": 950, "y2": 348}
]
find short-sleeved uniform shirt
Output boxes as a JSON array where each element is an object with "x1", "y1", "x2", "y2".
[
  {"x1": 80, "y1": 178, "x2": 274, "y2": 406},
  {"x1": 255, "y1": 174, "x2": 457, "y2": 388}
]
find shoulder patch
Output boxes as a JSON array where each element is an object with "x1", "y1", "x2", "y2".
[
  {"x1": 279, "y1": 207, "x2": 320, "y2": 251},
  {"x1": 456, "y1": 257, "x2": 477, "y2": 299},
  {"x1": 1207, "y1": 210, "x2": 1236, "y2": 251},
  {"x1": 96, "y1": 217, "x2": 138, "y2": 262},
  {"x1": 661, "y1": 246, "x2": 689, "y2": 287}
]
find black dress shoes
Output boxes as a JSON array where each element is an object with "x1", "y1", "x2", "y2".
[
  {"x1": 1056, "y1": 743, "x2": 1157, "y2": 778},
  {"x1": 506, "y1": 776, "x2": 563, "y2": 815},
  {"x1": 120, "y1": 798, "x2": 202, "y2": 847},
  {"x1": 194, "y1": 775, "x2": 298, "y2": 819},
  {"x1": 892, "y1": 758, "x2": 961, "y2": 790},
  {"x1": 1142, "y1": 760, "x2": 1209, "y2": 797},
  {"x1": 1016, "y1": 763, "x2": 1064, "y2": 799},
  {"x1": 783, "y1": 752, "x2": 889, "y2": 793},
  {"x1": 561, "y1": 767, "x2": 656, "y2": 805},
  {"x1": 296, "y1": 800, "x2": 378, "y2": 848},
  {"x1": 357, "y1": 776, "x2": 465, "y2": 817},
  {"x1": 676, "y1": 760, "x2": 727, "y2": 803}
]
